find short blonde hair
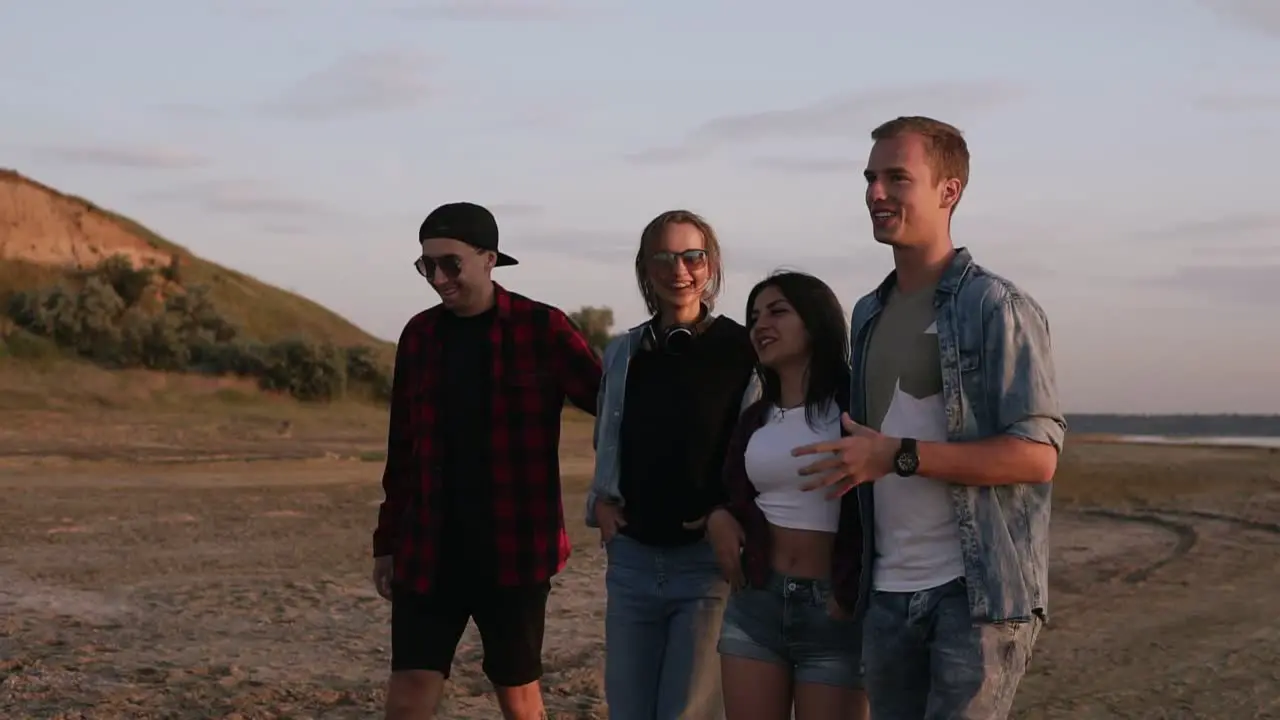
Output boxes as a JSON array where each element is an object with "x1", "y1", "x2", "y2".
[{"x1": 872, "y1": 116, "x2": 970, "y2": 212}]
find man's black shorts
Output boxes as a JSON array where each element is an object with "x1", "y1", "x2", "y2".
[{"x1": 390, "y1": 579, "x2": 551, "y2": 687}]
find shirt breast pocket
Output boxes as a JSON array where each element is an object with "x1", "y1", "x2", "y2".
[{"x1": 954, "y1": 340, "x2": 986, "y2": 429}]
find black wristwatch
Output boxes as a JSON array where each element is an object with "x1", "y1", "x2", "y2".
[{"x1": 893, "y1": 438, "x2": 920, "y2": 477}]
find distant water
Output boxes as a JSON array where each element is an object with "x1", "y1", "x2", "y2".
[{"x1": 1115, "y1": 435, "x2": 1280, "y2": 449}]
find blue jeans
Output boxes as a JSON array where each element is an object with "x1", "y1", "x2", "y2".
[
  {"x1": 862, "y1": 578, "x2": 1041, "y2": 720},
  {"x1": 604, "y1": 533, "x2": 729, "y2": 720},
  {"x1": 718, "y1": 572, "x2": 863, "y2": 689}
]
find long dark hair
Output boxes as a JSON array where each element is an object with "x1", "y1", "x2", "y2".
[{"x1": 745, "y1": 271, "x2": 851, "y2": 429}]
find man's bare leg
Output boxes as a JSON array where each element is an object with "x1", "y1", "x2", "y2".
[
  {"x1": 385, "y1": 670, "x2": 447, "y2": 720},
  {"x1": 494, "y1": 680, "x2": 547, "y2": 720}
]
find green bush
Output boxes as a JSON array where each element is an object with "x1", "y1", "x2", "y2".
[
  {"x1": 120, "y1": 308, "x2": 192, "y2": 372},
  {"x1": 7, "y1": 278, "x2": 126, "y2": 364},
  {"x1": 160, "y1": 253, "x2": 182, "y2": 284},
  {"x1": 191, "y1": 340, "x2": 268, "y2": 377},
  {"x1": 0, "y1": 327, "x2": 61, "y2": 361},
  {"x1": 97, "y1": 254, "x2": 154, "y2": 307},
  {"x1": 345, "y1": 345, "x2": 393, "y2": 403},
  {"x1": 2, "y1": 256, "x2": 391, "y2": 403},
  {"x1": 259, "y1": 339, "x2": 348, "y2": 402},
  {"x1": 568, "y1": 305, "x2": 615, "y2": 356},
  {"x1": 345, "y1": 345, "x2": 381, "y2": 382}
]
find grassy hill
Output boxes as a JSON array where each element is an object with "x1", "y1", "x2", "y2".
[
  {"x1": 0, "y1": 169, "x2": 394, "y2": 411},
  {"x1": 0, "y1": 169, "x2": 390, "y2": 350}
]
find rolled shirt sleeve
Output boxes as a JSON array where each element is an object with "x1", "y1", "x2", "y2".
[{"x1": 984, "y1": 293, "x2": 1067, "y2": 453}]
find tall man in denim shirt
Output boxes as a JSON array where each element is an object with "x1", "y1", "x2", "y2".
[{"x1": 794, "y1": 116, "x2": 1066, "y2": 719}]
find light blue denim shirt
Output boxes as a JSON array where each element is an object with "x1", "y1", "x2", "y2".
[
  {"x1": 851, "y1": 247, "x2": 1066, "y2": 623},
  {"x1": 585, "y1": 317, "x2": 761, "y2": 527}
]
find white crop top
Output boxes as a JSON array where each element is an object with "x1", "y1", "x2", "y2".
[{"x1": 743, "y1": 401, "x2": 843, "y2": 533}]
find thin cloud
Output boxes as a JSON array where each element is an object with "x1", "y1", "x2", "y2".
[
  {"x1": 402, "y1": 202, "x2": 543, "y2": 225},
  {"x1": 1185, "y1": 241, "x2": 1280, "y2": 261},
  {"x1": 729, "y1": 246, "x2": 884, "y2": 279},
  {"x1": 1150, "y1": 264, "x2": 1280, "y2": 305},
  {"x1": 488, "y1": 203, "x2": 545, "y2": 219},
  {"x1": 154, "y1": 102, "x2": 224, "y2": 120},
  {"x1": 1199, "y1": 0, "x2": 1280, "y2": 38},
  {"x1": 263, "y1": 51, "x2": 431, "y2": 121},
  {"x1": 749, "y1": 157, "x2": 864, "y2": 175},
  {"x1": 259, "y1": 222, "x2": 313, "y2": 236},
  {"x1": 208, "y1": 0, "x2": 288, "y2": 18},
  {"x1": 1127, "y1": 214, "x2": 1280, "y2": 267},
  {"x1": 1193, "y1": 92, "x2": 1280, "y2": 112},
  {"x1": 390, "y1": 0, "x2": 595, "y2": 21},
  {"x1": 696, "y1": 83, "x2": 1021, "y2": 142},
  {"x1": 623, "y1": 145, "x2": 709, "y2": 166},
  {"x1": 31, "y1": 144, "x2": 209, "y2": 170},
  {"x1": 138, "y1": 179, "x2": 346, "y2": 224},
  {"x1": 629, "y1": 81, "x2": 1024, "y2": 165},
  {"x1": 514, "y1": 229, "x2": 631, "y2": 265},
  {"x1": 1131, "y1": 214, "x2": 1280, "y2": 246},
  {"x1": 212, "y1": 0, "x2": 601, "y2": 21},
  {"x1": 513, "y1": 227, "x2": 886, "y2": 281}
]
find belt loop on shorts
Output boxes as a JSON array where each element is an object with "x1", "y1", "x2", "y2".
[
  {"x1": 764, "y1": 571, "x2": 788, "y2": 597},
  {"x1": 777, "y1": 573, "x2": 801, "y2": 599}
]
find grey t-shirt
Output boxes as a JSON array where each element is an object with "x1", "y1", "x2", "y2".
[{"x1": 864, "y1": 284, "x2": 965, "y2": 592}]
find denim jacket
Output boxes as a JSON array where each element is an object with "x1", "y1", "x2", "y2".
[
  {"x1": 585, "y1": 316, "x2": 761, "y2": 527},
  {"x1": 850, "y1": 248, "x2": 1066, "y2": 623}
]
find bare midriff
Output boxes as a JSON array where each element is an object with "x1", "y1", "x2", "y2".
[{"x1": 767, "y1": 523, "x2": 836, "y2": 580}]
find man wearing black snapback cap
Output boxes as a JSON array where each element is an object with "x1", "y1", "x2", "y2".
[{"x1": 372, "y1": 202, "x2": 603, "y2": 719}]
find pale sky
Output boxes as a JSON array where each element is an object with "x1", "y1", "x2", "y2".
[{"x1": 2, "y1": 0, "x2": 1278, "y2": 414}]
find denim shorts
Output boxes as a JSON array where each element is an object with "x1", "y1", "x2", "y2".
[{"x1": 716, "y1": 572, "x2": 863, "y2": 689}]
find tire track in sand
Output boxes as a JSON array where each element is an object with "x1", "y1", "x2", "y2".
[{"x1": 1075, "y1": 506, "x2": 1280, "y2": 584}]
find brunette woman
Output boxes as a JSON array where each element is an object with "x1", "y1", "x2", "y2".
[
  {"x1": 586, "y1": 210, "x2": 759, "y2": 719},
  {"x1": 707, "y1": 271, "x2": 869, "y2": 720}
]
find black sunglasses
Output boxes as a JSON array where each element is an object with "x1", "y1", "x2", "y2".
[
  {"x1": 414, "y1": 248, "x2": 484, "y2": 280},
  {"x1": 648, "y1": 249, "x2": 708, "y2": 269}
]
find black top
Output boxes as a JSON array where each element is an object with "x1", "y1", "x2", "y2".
[
  {"x1": 618, "y1": 315, "x2": 757, "y2": 546},
  {"x1": 437, "y1": 305, "x2": 497, "y2": 581}
]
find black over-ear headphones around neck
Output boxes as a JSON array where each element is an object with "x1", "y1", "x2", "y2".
[{"x1": 640, "y1": 305, "x2": 713, "y2": 354}]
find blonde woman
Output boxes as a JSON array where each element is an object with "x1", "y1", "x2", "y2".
[{"x1": 587, "y1": 209, "x2": 758, "y2": 719}]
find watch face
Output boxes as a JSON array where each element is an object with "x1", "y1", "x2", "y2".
[{"x1": 895, "y1": 452, "x2": 918, "y2": 475}]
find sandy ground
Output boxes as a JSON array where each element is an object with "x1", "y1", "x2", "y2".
[{"x1": 2, "y1": 416, "x2": 1279, "y2": 719}]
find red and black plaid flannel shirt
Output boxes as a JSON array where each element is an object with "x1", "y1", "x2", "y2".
[
  {"x1": 372, "y1": 283, "x2": 602, "y2": 593},
  {"x1": 721, "y1": 398, "x2": 864, "y2": 612}
]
